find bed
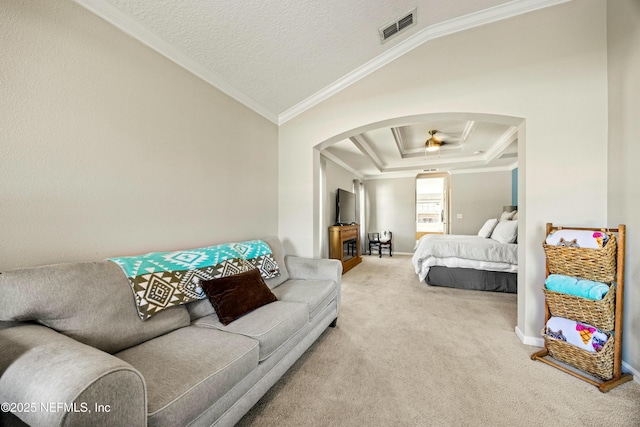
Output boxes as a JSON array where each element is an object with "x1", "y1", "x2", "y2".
[{"x1": 412, "y1": 233, "x2": 518, "y2": 293}]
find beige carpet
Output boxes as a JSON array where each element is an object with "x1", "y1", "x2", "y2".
[{"x1": 237, "y1": 255, "x2": 640, "y2": 427}]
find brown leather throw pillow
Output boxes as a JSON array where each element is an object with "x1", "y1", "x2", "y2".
[{"x1": 201, "y1": 268, "x2": 278, "y2": 325}]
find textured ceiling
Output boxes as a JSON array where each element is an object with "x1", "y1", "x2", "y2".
[
  {"x1": 76, "y1": 0, "x2": 568, "y2": 175},
  {"x1": 75, "y1": 0, "x2": 566, "y2": 122}
]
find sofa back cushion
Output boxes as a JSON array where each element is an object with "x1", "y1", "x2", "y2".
[
  {"x1": 108, "y1": 239, "x2": 282, "y2": 320},
  {"x1": 184, "y1": 236, "x2": 290, "y2": 321},
  {"x1": 261, "y1": 236, "x2": 289, "y2": 289},
  {"x1": 0, "y1": 261, "x2": 190, "y2": 354}
]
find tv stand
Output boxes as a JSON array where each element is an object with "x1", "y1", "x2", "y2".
[{"x1": 329, "y1": 224, "x2": 362, "y2": 274}]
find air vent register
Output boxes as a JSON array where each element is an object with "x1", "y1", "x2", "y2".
[{"x1": 379, "y1": 8, "x2": 416, "y2": 43}]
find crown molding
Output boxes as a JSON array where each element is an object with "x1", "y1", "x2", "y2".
[
  {"x1": 349, "y1": 135, "x2": 384, "y2": 172},
  {"x1": 320, "y1": 151, "x2": 365, "y2": 180},
  {"x1": 278, "y1": 0, "x2": 571, "y2": 124},
  {"x1": 75, "y1": 0, "x2": 569, "y2": 127},
  {"x1": 362, "y1": 162, "x2": 517, "y2": 180},
  {"x1": 74, "y1": 0, "x2": 279, "y2": 124},
  {"x1": 449, "y1": 164, "x2": 517, "y2": 174},
  {"x1": 391, "y1": 127, "x2": 405, "y2": 156},
  {"x1": 364, "y1": 172, "x2": 419, "y2": 181}
]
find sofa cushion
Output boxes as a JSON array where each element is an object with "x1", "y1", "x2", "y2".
[
  {"x1": 0, "y1": 261, "x2": 190, "y2": 354},
  {"x1": 262, "y1": 236, "x2": 290, "y2": 289},
  {"x1": 184, "y1": 298, "x2": 216, "y2": 321},
  {"x1": 108, "y1": 240, "x2": 281, "y2": 320},
  {"x1": 115, "y1": 326, "x2": 259, "y2": 427},
  {"x1": 201, "y1": 268, "x2": 278, "y2": 325},
  {"x1": 192, "y1": 301, "x2": 308, "y2": 361},
  {"x1": 184, "y1": 237, "x2": 291, "y2": 322},
  {"x1": 272, "y1": 279, "x2": 337, "y2": 320}
]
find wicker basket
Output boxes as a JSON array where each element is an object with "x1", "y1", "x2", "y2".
[
  {"x1": 543, "y1": 330, "x2": 614, "y2": 381},
  {"x1": 543, "y1": 234, "x2": 617, "y2": 283},
  {"x1": 543, "y1": 285, "x2": 615, "y2": 331}
]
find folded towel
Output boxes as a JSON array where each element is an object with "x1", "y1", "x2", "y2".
[
  {"x1": 545, "y1": 317, "x2": 609, "y2": 352},
  {"x1": 545, "y1": 274, "x2": 610, "y2": 300},
  {"x1": 545, "y1": 230, "x2": 610, "y2": 249}
]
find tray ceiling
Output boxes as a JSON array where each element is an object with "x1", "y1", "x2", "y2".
[{"x1": 323, "y1": 118, "x2": 518, "y2": 178}]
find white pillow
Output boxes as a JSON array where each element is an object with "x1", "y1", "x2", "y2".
[
  {"x1": 500, "y1": 210, "x2": 517, "y2": 221},
  {"x1": 491, "y1": 220, "x2": 518, "y2": 243},
  {"x1": 477, "y1": 218, "x2": 499, "y2": 238}
]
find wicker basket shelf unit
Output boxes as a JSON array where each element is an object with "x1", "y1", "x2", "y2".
[{"x1": 531, "y1": 223, "x2": 633, "y2": 392}]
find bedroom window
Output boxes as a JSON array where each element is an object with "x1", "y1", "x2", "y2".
[{"x1": 416, "y1": 173, "x2": 450, "y2": 239}]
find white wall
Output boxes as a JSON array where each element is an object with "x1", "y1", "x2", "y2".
[
  {"x1": 450, "y1": 171, "x2": 513, "y2": 235},
  {"x1": 0, "y1": 0, "x2": 278, "y2": 270},
  {"x1": 361, "y1": 170, "x2": 513, "y2": 251},
  {"x1": 322, "y1": 156, "x2": 360, "y2": 257},
  {"x1": 607, "y1": 0, "x2": 640, "y2": 375},
  {"x1": 364, "y1": 177, "x2": 416, "y2": 253},
  {"x1": 279, "y1": 0, "x2": 609, "y2": 360}
]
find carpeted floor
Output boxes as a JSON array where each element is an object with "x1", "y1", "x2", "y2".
[{"x1": 237, "y1": 255, "x2": 640, "y2": 427}]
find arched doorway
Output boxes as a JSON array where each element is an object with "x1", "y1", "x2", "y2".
[{"x1": 313, "y1": 112, "x2": 526, "y2": 338}]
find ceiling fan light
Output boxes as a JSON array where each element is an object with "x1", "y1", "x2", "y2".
[{"x1": 425, "y1": 139, "x2": 441, "y2": 152}]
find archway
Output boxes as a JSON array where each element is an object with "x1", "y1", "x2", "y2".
[{"x1": 313, "y1": 112, "x2": 526, "y2": 337}]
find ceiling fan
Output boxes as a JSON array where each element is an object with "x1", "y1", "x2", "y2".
[{"x1": 424, "y1": 130, "x2": 462, "y2": 153}]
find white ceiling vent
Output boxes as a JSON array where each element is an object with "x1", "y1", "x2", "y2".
[{"x1": 379, "y1": 8, "x2": 417, "y2": 43}]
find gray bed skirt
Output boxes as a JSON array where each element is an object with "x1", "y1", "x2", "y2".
[{"x1": 425, "y1": 266, "x2": 517, "y2": 293}]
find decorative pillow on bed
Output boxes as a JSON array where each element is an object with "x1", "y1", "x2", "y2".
[
  {"x1": 500, "y1": 210, "x2": 517, "y2": 220},
  {"x1": 490, "y1": 220, "x2": 518, "y2": 243},
  {"x1": 477, "y1": 218, "x2": 499, "y2": 238}
]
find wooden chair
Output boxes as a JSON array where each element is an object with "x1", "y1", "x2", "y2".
[
  {"x1": 379, "y1": 231, "x2": 392, "y2": 257},
  {"x1": 368, "y1": 233, "x2": 380, "y2": 256},
  {"x1": 368, "y1": 232, "x2": 393, "y2": 257}
]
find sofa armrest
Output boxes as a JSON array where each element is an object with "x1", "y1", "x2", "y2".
[
  {"x1": 0, "y1": 325, "x2": 146, "y2": 427},
  {"x1": 284, "y1": 256, "x2": 342, "y2": 283},
  {"x1": 284, "y1": 256, "x2": 342, "y2": 316}
]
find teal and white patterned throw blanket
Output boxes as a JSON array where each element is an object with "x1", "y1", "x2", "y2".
[{"x1": 109, "y1": 240, "x2": 280, "y2": 320}]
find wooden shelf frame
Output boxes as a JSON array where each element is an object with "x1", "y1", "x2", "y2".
[{"x1": 531, "y1": 223, "x2": 633, "y2": 392}]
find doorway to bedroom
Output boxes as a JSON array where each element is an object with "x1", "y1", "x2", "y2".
[{"x1": 416, "y1": 172, "x2": 450, "y2": 240}]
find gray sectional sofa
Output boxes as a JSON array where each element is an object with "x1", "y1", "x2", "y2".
[{"x1": 0, "y1": 236, "x2": 341, "y2": 427}]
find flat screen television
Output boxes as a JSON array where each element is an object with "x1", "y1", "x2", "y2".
[{"x1": 335, "y1": 188, "x2": 357, "y2": 225}]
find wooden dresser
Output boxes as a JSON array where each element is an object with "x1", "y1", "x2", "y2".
[{"x1": 329, "y1": 224, "x2": 362, "y2": 274}]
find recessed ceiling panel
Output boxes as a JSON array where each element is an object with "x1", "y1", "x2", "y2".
[
  {"x1": 361, "y1": 127, "x2": 400, "y2": 162},
  {"x1": 324, "y1": 139, "x2": 379, "y2": 177},
  {"x1": 323, "y1": 118, "x2": 517, "y2": 178}
]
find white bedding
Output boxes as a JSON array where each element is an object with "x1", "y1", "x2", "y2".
[{"x1": 412, "y1": 234, "x2": 518, "y2": 282}]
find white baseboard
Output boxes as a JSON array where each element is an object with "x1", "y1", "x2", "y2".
[
  {"x1": 622, "y1": 361, "x2": 640, "y2": 384},
  {"x1": 514, "y1": 326, "x2": 544, "y2": 348},
  {"x1": 515, "y1": 327, "x2": 640, "y2": 385}
]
